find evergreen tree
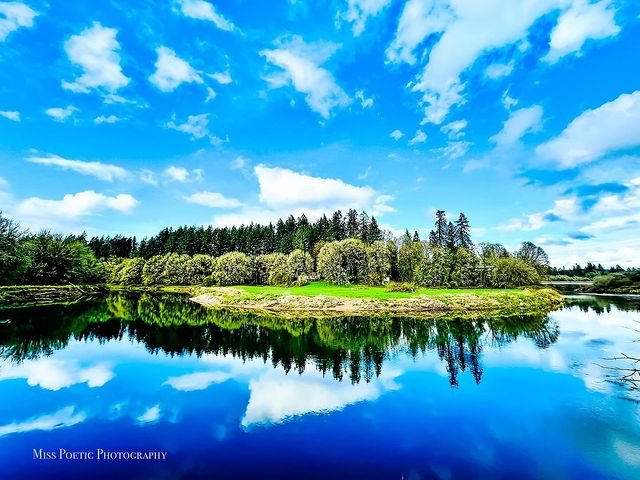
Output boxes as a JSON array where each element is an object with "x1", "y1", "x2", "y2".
[
  {"x1": 368, "y1": 216, "x2": 382, "y2": 244},
  {"x1": 346, "y1": 209, "x2": 359, "y2": 238},
  {"x1": 455, "y1": 213, "x2": 472, "y2": 250}
]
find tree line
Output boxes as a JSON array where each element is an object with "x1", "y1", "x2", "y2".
[{"x1": 1, "y1": 209, "x2": 552, "y2": 288}]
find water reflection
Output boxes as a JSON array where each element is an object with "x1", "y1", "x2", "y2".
[{"x1": 0, "y1": 293, "x2": 559, "y2": 387}]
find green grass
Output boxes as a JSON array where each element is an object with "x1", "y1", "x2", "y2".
[{"x1": 233, "y1": 281, "x2": 524, "y2": 300}]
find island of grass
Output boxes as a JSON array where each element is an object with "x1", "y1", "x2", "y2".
[{"x1": 191, "y1": 281, "x2": 564, "y2": 319}]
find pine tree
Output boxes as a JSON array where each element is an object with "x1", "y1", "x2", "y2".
[
  {"x1": 359, "y1": 211, "x2": 370, "y2": 243},
  {"x1": 368, "y1": 216, "x2": 381, "y2": 244},
  {"x1": 455, "y1": 212, "x2": 472, "y2": 250},
  {"x1": 346, "y1": 209, "x2": 359, "y2": 238}
]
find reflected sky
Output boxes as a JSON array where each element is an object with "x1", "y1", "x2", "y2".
[{"x1": 0, "y1": 295, "x2": 639, "y2": 479}]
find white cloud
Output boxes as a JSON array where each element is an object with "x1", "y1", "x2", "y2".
[
  {"x1": 436, "y1": 140, "x2": 472, "y2": 161},
  {"x1": 355, "y1": 90, "x2": 374, "y2": 109},
  {"x1": 0, "y1": 357, "x2": 113, "y2": 391},
  {"x1": 261, "y1": 35, "x2": 351, "y2": 119},
  {"x1": 213, "y1": 165, "x2": 394, "y2": 227},
  {"x1": 149, "y1": 46, "x2": 203, "y2": 92},
  {"x1": 230, "y1": 156, "x2": 249, "y2": 171},
  {"x1": 338, "y1": 0, "x2": 392, "y2": 36},
  {"x1": 209, "y1": 70, "x2": 232, "y2": 85},
  {"x1": 175, "y1": 0, "x2": 235, "y2": 32},
  {"x1": 543, "y1": 0, "x2": 620, "y2": 64},
  {"x1": 501, "y1": 90, "x2": 519, "y2": 109},
  {"x1": 0, "y1": 407, "x2": 86, "y2": 437},
  {"x1": 484, "y1": 61, "x2": 515, "y2": 80},
  {"x1": 14, "y1": 190, "x2": 138, "y2": 220},
  {"x1": 45, "y1": 105, "x2": 78, "y2": 122},
  {"x1": 62, "y1": 22, "x2": 130, "y2": 94},
  {"x1": 184, "y1": 191, "x2": 243, "y2": 208},
  {"x1": 390, "y1": 129, "x2": 404, "y2": 140},
  {"x1": 163, "y1": 371, "x2": 233, "y2": 391},
  {"x1": 386, "y1": 0, "x2": 452, "y2": 65},
  {"x1": 27, "y1": 154, "x2": 129, "y2": 181},
  {"x1": 536, "y1": 91, "x2": 640, "y2": 169},
  {"x1": 94, "y1": 114, "x2": 120, "y2": 124},
  {"x1": 497, "y1": 197, "x2": 578, "y2": 232},
  {"x1": 166, "y1": 113, "x2": 223, "y2": 145},
  {"x1": 0, "y1": 1, "x2": 37, "y2": 42},
  {"x1": 139, "y1": 169, "x2": 158, "y2": 186},
  {"x1": 137, "y1": 405, "x2": 161, "y2": 424},
  {"x1": 408, "y1": 129, "x2": 427, "y2": 145},
  {"x1": 441, "y1": 119, "x2": 467, "y2": 139},
  {"x1": 163, "y1": 166, "x2": 203, "y2": 182},
  {"x1": 0, "y1": 110, "x2": 20, "y2": 121},
  {"x1": 490, "y1": 105, "x2": 543, "y2": 148},
  {"x1": 387, "y1": 1, "x2": 617, "y2": 125}
]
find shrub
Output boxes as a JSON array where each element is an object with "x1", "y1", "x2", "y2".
[
  {"x1": 488, "y1": 257, "x2": 540, "y2": 288},
  {"x1": 317, "y1": 241, "x2": 347, "y2": 285},
  {"x1": 210, "y1": 251, "x2": 252, "y2": 286},
  {"x1": 142, "y1": 255, "x2": 168, "y2": 285},
  {"x1": 385, "y1": 282, "x2": 417, "y2": 293},
  {"x1": 287, "y1": 249, "x2": 313, "y2": 281}
]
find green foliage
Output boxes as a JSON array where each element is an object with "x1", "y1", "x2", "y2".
[
  {"x1": 259, "y1": 253, "x2": 291, "y2": 285},
  {"x1": 416, "y1": 247, "x2": 453, "y2": 287},
  {"x1": 22, "y1": 232, "x2": 103, "y2": 285},
  {"x1": 450, "y1": 247, "x2": 479, "y2": 288},
  {"x1": 516, "y1": 241, "x2": 550, "y2": 274},
  {"x1": 385, "y1": 282, "x2": 417, "y2": 293},
  {"x1": 317, "y1": 241, "x2": 347, "y2": 285},
  {"x1": 398, "y1": 241, "x2": 424, "y2": 283},
  {"x1": 365, "y1": 241, "x2": 391, "y2": 286},
  {"x1": 287, "y1": 249, "x2": 313, "y2": 282},
  {"x1": 0, "y1": 213, "x2": 27, "y2": 285},
  {"x1": 142, "y1": 255, "x2": 169, "y2": 286},
  {"x1": 588, "y1": 271, "x2": 640, "y2": 293},
  {"x1": 488, "y1": 257, "x2": 541, "y2": 288},
  {"x1": 210, "y1": 251, "x2": 252, "y2": 286}
]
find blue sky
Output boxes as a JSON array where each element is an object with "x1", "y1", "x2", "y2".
[{"x1": 0, "y1": 0, "x2": 639, "y2": 267}]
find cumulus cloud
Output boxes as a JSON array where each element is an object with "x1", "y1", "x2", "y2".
[
  {"x1": 261, "y1": 35, "x2": 351, "y2": 119},
  {"x1": 390, "y1": 129, "x2": 404, "y2": 140},
  {"x1": 62, "y1": 22, "x2": 130, "y2": 94},
  {"x1": 0, "y1": 1, "x2": 37, "y2": 42},
  {"x1": 408, "y1": 129, "x2": 427, "y2": 145},
  {"x1": 184, "y1": 191, "x2": 243, "y2": 208},
  {"x1": 27, "y1": 154, "x2": 130, "y2": 181},
  {"x1": 0, "y1": 110, "x2": 20, "y2": 121},
  {"x1": 441, "y1": 119, "x2": 467, "y2": 139},
  {"x1": 164, "y1": 166, "x2": 203, "y2": 182},
  {"x1": 149, "y1": 46, "x2": 203, "y2": 92},
  {"x1": 496, "y1": 197, "x2": 579, "y2": 232},
  {"x1": 490, "y1": 105, "x2": 543, "y2": 148},
  {"x1": 338, "y1": 0, "x2": 392, "y2": 36},
  {"x1": 166, "y1": 113, "x2": 223, "y2": 145},
  {"x1": 543, "y1": 0, "x2": 620, "y2": 64},
  {"x1": 175, "y1": 0, "x2": 235, "y2": 31},
  {"x1": 0, "y1": 407, "x2": 86, "y2": 437},
  {"x1": 536, "y1": 91, "x2": 640, "y2": 169},
  {"x1": 355, "y1": 90, "x2": 374, "y2": 109},
  {"x1": 14, "y1": 190, "x2": 138, "y2": 220},
  {"x1": 386, "y1": 1, "x2": 618, "y2": 125},
  {"x1": 94, "y1": 114, "x2": 120, "y2": 124},
  {"x1": 212, "y1": 165, "x2": 394, "y2": 227},
  {"x1": 45, "y1": 105, "x2": 78, "y2": 122},
  {"x1": 484, "y1": 61, "x2": 515, "y2": 80}
]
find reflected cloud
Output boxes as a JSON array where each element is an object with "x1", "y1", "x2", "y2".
[
  {"x1": 163, "y1": 371, "x2": 233, "y2": 391},
  {"x1": 242, "y1": 368, "x2": 402, "y2": 428},
  {"x1": 0, "y1": 358, "x2": 113, "y2": 391},
  {"x1": 137, "y1": 405, "x2": 161, "y2": 424},
  {"x1": 0, "y1": 406, "x2": 86, "y2": 437}
]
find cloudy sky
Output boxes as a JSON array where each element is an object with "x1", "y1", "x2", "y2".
[{"x1": 0, "y1": 0, "x2": 639, "y2": 267}]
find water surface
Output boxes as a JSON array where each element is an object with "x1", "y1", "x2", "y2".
[{"x1": 0, "y1": 293, "x2": 639, "y2": 479}]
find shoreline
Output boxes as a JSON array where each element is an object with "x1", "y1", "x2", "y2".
[{"x1": 190, "y1": 286, "x2": 564, "y2": 319}]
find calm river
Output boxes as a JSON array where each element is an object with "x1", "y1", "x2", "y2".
[{"x1": 0, "y1": 293, "x2": 639, "y2": 479}]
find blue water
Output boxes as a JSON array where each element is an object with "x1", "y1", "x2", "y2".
[{"x1": 0, "y1": 294, "x2": 639, "y2": 479}]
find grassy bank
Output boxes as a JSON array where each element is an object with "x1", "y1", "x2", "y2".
[{"x1": 192, "y1": 281, "x2": 564, "y2": 319}]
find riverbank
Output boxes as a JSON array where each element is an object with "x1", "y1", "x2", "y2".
[
  {"x1": 191, "y1": 283, "x2": 564, "y2": 318},
  {"x1": 0, "y1": 285, "x2": 107, "y2": 308}
]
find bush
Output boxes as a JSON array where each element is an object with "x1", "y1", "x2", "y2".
[
  {"x1": 385, "y1": 282, "x2": 417, "y2": 293},
  {"x1": 259, "y1": 253, "x2": 291, "y2": 285},
  {"x1": 210, "y1": 251, "x2": 252, "y2": 286},
  {"x1": 287, "y1": 249, "x2": 313, "y2": 282},
  {"x1": 366, "y1": 241, "x2": 391, "y2": 286},
  {"x1": 488, "y1": 257, "x2": 540, "y2": 288}
]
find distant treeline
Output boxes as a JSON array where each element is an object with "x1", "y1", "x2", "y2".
[
  {"x1": 1, "y1": 209, "x2": 553, "y2": 289},
  {"x1": 549, "y1": 262, "x2": 634, "y2": 278}
]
